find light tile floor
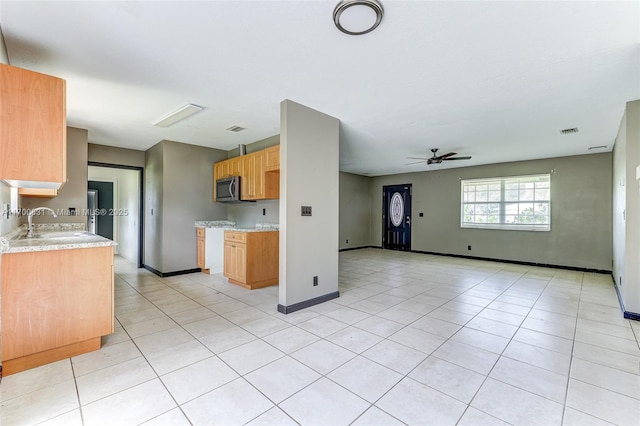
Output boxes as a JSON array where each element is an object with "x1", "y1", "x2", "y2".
[{"x1": 1, "y1": 249, "x2": 639, "y2": 425}]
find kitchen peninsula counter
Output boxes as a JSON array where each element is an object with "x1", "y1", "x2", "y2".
[{"x1": 0, "y1": 224, "x2": 116, "y2": 375}]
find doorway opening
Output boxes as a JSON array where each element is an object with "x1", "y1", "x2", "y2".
[
  {"x1": 88, "y1": 180, "x2": 114, "y2": 240},
  {"x1": 88, "y1": 162, "x2": 144, "y2": 268},
  {"x1": 382, "y1": 184, "x2": 412, "y2": 251}
]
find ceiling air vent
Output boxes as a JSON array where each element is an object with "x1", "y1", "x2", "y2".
[
  {"x1": 226, "y1": 125, "x2": 246, "y2": 133},
  {"x1": 560, "y1": 128, "x2": 579, "y2": 135}
]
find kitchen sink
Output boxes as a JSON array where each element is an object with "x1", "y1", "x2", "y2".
[{"x1": 20, "y1": 231, "x2": 93, "y2": 240}]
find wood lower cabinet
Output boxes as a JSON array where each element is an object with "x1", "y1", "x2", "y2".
[
  {"x1": 0, "y1": 246, "x2": 114, "y2": 375},
  {"x1": 0, "y1": 63, "x2": 67, "y2": 189},
  {"x1": 196, "y1": 227, "x2": 206, "y2": 271},
  {"x1": 223, "y1": 230, "x2": 278, "y2": 289}
]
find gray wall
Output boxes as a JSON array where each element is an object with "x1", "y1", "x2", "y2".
[
  {"x1": 279, "y1": 100, "x2": 340, "y2": 307},
  {"x1": 227, "y1": 199, "x2": 279, "y2": 228},
  {"x1": 144, "y1": 142, "x2": 163, "y2": 272},
  {"x1": 227, "y1": 134, "x2": 279, "y2": 158},
  {"x1": 612, "y1": 100, "x2": 640, "y2": 314},
  {"x1": 88, "y1": 143, "x2": 145, "y2": 168},
  {"x1": 369, "y1": 153, "x2": 612, "y2": 270},
  {"x1": 0, "y1": 24, "x2": 9, "y2": 64},
  {"x1": 161, "y1": 141, "x2": 228, "y2": 272},
  {"x1": 339, "y1": 172, "x2": 371, "y2": 249},
  {"x1": 21, "y1": 127, "x2": 89, "y2": 225},
  {"x1": 144, "y1": 140, "x2": 228, "y2": 273}
]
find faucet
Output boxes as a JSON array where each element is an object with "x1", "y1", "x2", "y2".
[{"x1": 27, "y1": 207, "x2": 58, "y2": 237}]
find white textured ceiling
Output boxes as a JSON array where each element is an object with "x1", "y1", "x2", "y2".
[{"x1": 1, "y1": 1, "x2": 639, "y2": 176}]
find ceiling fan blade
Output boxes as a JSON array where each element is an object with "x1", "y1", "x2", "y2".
[
  {"x1": 442, "y1": 156, "x2": 472, "y2": 161},
  {"x1": 406, "y1": 156, "x2": 429, "y2": 160},
  {"x1": 436, "y1": 152, "x2": 457, "y2": 160},
  {"x1": 405, "y1": 160, "x2": 428, "y2": 165}
]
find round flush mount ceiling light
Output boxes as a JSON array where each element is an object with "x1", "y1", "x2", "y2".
[{"x1": 333, "y1": 0, "x2": 384, "y2": 35}]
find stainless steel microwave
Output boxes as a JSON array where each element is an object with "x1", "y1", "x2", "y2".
[{"x1": 216, "y1": 176, "x2": 242, "y2": 203}]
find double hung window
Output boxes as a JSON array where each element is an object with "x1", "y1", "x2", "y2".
[{"x1": 461, "y1": 174, "x2": 551, "y2": 231}]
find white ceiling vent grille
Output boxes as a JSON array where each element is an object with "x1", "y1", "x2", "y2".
[
  {"x1": 560, "y1": 127, "x2": 579, "y2": 135},
  {"x1": 226, "y1": 125, "x2": 246, "y2": 132}
]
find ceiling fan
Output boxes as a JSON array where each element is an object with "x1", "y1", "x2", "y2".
[{"x1": 407, "y1": 148, "x2": 472, "y2": 165}]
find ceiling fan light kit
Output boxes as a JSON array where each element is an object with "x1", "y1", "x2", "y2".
[{"x1": 333, "y1": 0, "x2": 384, "y2": 35}]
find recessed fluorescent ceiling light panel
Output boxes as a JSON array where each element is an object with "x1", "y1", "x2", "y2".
[{"x1": 152, "y1": 104, "x2": 203, "y2": 128}]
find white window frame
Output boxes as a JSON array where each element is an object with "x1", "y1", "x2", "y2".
[{"x1": 460, "y1": 174, "x2": 551, "y2": 231}]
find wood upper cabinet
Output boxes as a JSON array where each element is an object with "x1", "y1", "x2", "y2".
[
  {"x1": 228, "y1": 156, "x2": 242, "y2": 176},
  {"x1": 213, "y1": 156, "x2": 244, "y2": 201},
  {"x1": 223, "y1": 230, "x2": 278, "y2": 290},
  {"x1": 213, "y1": 145, "x2": 279, "y2": 202},
  {"x1": 0, "y1": 64, "x2": 67, "y2": 189},
  {"x1": 241, "y1": 151, "x2": 265, "y2": 200},
  {"x1": 264, "y1": 145, "x2": 280, "y2": 172}
]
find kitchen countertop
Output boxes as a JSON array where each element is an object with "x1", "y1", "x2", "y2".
[
  {"x1": 195, "y1": 221, "x2": 279, "y2": 231},
  {"x1": 228, "y1": 228, "x2": 279, "y2": 233},
  {"x1": 0, "y1": 224, "x2": 117, "y2": 254},
  {"x1": 195, "y1": 220, "x2": 236, "y2": 228}
]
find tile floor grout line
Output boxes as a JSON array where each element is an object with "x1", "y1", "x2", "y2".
[
  {"x1": 560, "y1": 271, "x2": 582, "y2": 425},
  {"x1": 112, "y1": 272, "x2": 220, "y2": 425},
  {"x1": 9, "y1": 253, "x2": 632, "y2": 425},
  {"x1": 332, "y1": 259, "x2": 534, "y2": 424},
  {"x1": 451, "y1": 273, "x2": 539, "y2": 424},
  {"x1": 68, "y1": 358, "x2": 87, "y2": 426}
]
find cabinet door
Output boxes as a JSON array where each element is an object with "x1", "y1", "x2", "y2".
[
  {"x1": 213, "y1": 164, "x2": 219, "y2": 201},
  {"x1": 197, "y1": 237, "x2": 205, "y2": 268},
  {"x1": 229, "y1": 157, "x2": 243, "y2": 176},
  {"x1": 234, "y1": 243, "x2": 247, "y2": 282},
  {"x1": 223, "y1": 241, "x2": 234, "y2": 278},
  {"x1": 253, "y1": 151, "x2": 265, "y2": 199},
  {"x1": 0, "y1": 64, "x2": 67, "y2": 186},
  {"x1": 265, "y1": 145, "x2": 280, "y2": 172},
  {"x1": 241, "y1": 154, "x2": 254, "y2": 200}
]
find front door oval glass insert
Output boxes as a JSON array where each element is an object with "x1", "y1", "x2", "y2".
[{"x1": 390, "y1": 192, "x2": 404, "y2": 227}]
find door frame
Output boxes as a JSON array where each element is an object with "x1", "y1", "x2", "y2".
[
  {"x1": 88, "y1": 162, "x2": 144, "y2": 268},
  {"x1": 88, "y1": 178, "x2": 118, "y2": 249},
  {"x1": 382, "y1": 183, "x2": 412, "y2": 251}
]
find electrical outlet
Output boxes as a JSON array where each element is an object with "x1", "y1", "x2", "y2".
[
  {"x1": 346, "y1": 239, "x2": 349, "y2": 244},
  {"x1": 419, "y1": 212, "x2": 424, "y2": 217},
  {"x1": 313, "y1": 276, "x2": 318, "y2": 286},
  {"x1": 262, "y1": 208, "x2": 266, "y2": 216},
  {"x1": 468, "y1": 245, "x2": 471, "y2": 250},
  {"x1": 301, "y1": 206, "x2": 312, "y2": 216}
]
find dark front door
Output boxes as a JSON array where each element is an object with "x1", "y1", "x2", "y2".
[
  {"x1": 382, "y1": 184, "x2": 412, "y2": 251},
  {"x1": 88, "y1": 181, "x2": 114, "y2": 240}
]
